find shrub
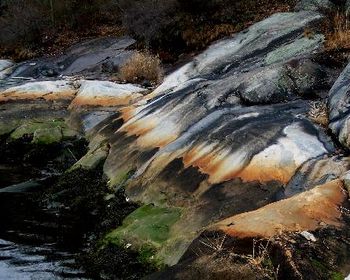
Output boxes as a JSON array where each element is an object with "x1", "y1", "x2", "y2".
[
  {"x1": 119, "y1": 51, "x2": 163, "y2": 84},
  {"x1": 119, "y1": 0, "x2": 296, "y2": 58},
  {"x1": 325, "y1": 11, "x2": 350, "y2": 50}
]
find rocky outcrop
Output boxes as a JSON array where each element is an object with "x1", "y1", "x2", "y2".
[
  {"x1": 329, "y1": 62, "x2": 350, "y2": 149},
  {"x1": 0, "y1": 36, "x2": 136, "y2": 83},
  {"x1": 1, "y1": 7, "x2": 350, "y2": 279}
]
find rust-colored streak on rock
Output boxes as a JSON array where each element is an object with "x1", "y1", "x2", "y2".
[
  {"x1": 182, "y1": 143, "x2": 297, "y2": 184},
  {"x1": 183, "y1": 146, "x2": 223, "y2": 179},
  {"x1": 121, "y1": 119, "x2": 156, "y2": 137},
  {"x1": 214, "y1": 180, "x2": 347, "y2": 239},
  {"x1": 69, "y1": 95, "x2": 135, "y2": 109},
  {"x1": 120, "y1": 106, "x2": 137, "y2": 122},
  {"x1": 0, "y1": 90, "x2": 76, "y2": 102},
  {"x1": 237, "y1": 164, "x2": 293, "y2": 185},
  {"x1": 120, "y1": 116, "x2": 180, "y2": 148}
]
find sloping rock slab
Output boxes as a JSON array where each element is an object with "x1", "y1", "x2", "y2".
[
  {"x1": 329, "y1": 62, "x2": 350, "y2": 149},
  {"x1": 4, "y1": 36, "x2": 136, "y2": 81},
  {"x1": 79, "y1": 11, "x2": 343, "y2": 265}
]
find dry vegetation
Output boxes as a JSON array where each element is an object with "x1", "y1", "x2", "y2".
[
  {"x1": 118, "y1": 52, "x2": 163, "y2": 84},
  {"x1": 325, "y1": 11, "x2": 350, "y2": 50},
  {"x1": 195, "y1": 235, "x2": 279, "y2": 280},
  {"x1": 308, "y1": 101, "x2": 329, "y2": 127},
  {"x1": 0, "y1": 0, "x2": 296, "y2": 62}
]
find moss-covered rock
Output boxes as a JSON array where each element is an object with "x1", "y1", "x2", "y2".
[
  {"x1": 9, "y1": 119, "x2": 78, "y2": 145},
  {"x1": 70, "y1": 143, "x2": 109, "y2": 171},
  {"x1": 106, "y1": 204, "x2": 182, "y2": 247},
  {"x1": 105, "y1": 204, "x2": 182, "y2": 265}
]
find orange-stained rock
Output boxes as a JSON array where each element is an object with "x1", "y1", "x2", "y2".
[
  {"x1": 214, "y1": 179, "x2": 347, "y2": 238},
  {"x1": 69, "y1": 95, "x2": 136, "y2": 108},
  {"x1": 0, "y1": 81, "x2": 77, "y2": 102},
  {"x1": 68, "y1": 81, "x2": 146, "y2": 109}
]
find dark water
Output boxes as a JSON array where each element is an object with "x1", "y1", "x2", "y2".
[{"x1": 0, "y1": 164, "x2": 89, "y2": 280}]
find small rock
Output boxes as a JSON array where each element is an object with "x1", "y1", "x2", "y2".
[{"x1": 300, "y1": 231, "x2": 317, "y2": 242}]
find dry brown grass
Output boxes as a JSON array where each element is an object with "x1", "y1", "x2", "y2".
[
  {"x1": 182, "y1": 24, "x2": 237, "y2": 49},
  {"x1": 196, "y1": 235, "x2": 279, "y2": 279},
  {"x1": 308, "y1": 101, "x2": 329, "y2": 127},
  {"x1": 326, "y1": 12, "x2": 350, "y2": 50},
  {"x1": 119, "y1": 51, "x2": 163, "y2": 84}
]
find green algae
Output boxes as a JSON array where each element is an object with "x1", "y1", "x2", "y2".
[
  {"x1": 70, "y1": 144, "x2": 109, "y2": 171},
  {"x1": 0, "y1": 119, "x2": 20, "y2": 136},
  {"x1": 331, "y1": 272, "x2": 345, "y2": 280},
  {"x1": 32, "y1": 127, "x2": 62, "y2": 145},
  {"x1": 104, "y1": 204, "x2": 182, "y2": 267},
  {"x1": 106, "y1": 204, "x2": 182, "y2": 248},
  {"x1": 311, "y1": 259, "x2": 344, "y2": 280},
  {"x1": 108, "y1": 169, "x2": 135, "y2": 189},
  {"x1": 9, "y1": 119, "x2": 78, "y2": 145}
]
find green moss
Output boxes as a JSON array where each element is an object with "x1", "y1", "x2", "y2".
[
  {"x1": 106, "y1": 204, "x2": 182, "y2": 248},
  {"x1": 331, "y1": 272, "x2": 344, "y2": 280},
  {"x1": 0, "y1": 119, "x2": 20, "y2": 136},
  {"x1": 311, "y1": 259, "x2": 344, "y2": 280},
  {"x1": 32, "y1": 127, "x2": 62, "y2": 145},
  {"x1": 311, "y1": 259, "x2": 328, "y2": 274},
  {"x1": 9, "y1": 119, "x2": 78, "y2": 145},
  {"x1": 109, "y1": 169, "x2": 135, "y2": 188},
  {"x1": 70, "y1": 144, "x2": 109, "y2": 171}
]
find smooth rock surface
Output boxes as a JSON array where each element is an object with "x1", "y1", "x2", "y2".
[
  {"x1": 328, "y1": 62, "x2": 350, "y2": 149},
  {"x1": 69, "y1": 80, "x2": 147, "y2": 109},
  {"x1": 3, "y1": 36, "x2": 136, "y2": 81}
]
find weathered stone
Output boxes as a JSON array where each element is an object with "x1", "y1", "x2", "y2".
[
  {"x1": 71, "y1": 144, "x2": 109, "y2": 170},
  {"x1": 3, "y1": 37, "x2": 136, "y2": 80},
  {"x1": 328, "y1": 62, "x2": 350, "y2": 149},
  {"x1": 0, "y1": 59, "x2": 14, "y2": 80},
  {"x1": 69, "y1": 80, "x2": 147, "y2": 109},
  {"x1": 0, "y1": 80, "x2": 77, "y2": 102},
  {"x1": 0, "y1": 60, "x2": 13, "y2": 72},
  {"x1": 213, "y1": 179, "x2": 346, "y2": 238}
]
